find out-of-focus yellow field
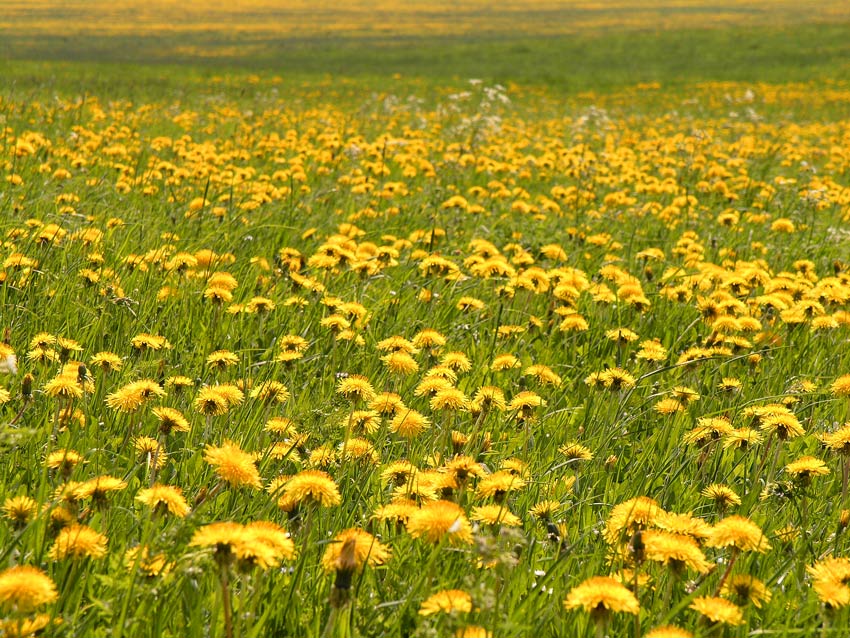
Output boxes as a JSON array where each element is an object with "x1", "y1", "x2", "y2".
[{"x1": 4, "y1": 0, "x2": 850, "y2": 40}]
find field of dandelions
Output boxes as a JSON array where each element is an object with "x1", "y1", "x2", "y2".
[{"x1": 3, "y1": 11, "x2": 850, "y2": 638}]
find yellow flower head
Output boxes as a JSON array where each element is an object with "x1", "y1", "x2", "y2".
[
  {"x1": 0, "y1": 566, "x2": 58, "y2": 612},
  {"x1": 321, "y1": 528, "x2": 390, "y2": 572},
  {"x1": 419, "y1": 589, "x2": 473, "y2": 616},
  {"x1": 706, "y1": 516, "x2": 771, "y2": 553},
  {"x1": 689, "y1": 596, "x2": 744, "y2": 626},
  {"x1": 49, "y1": 524, "x2": 108, "y2": 560},
  {"x1": 277, "y1": 470, "x2": 342, "y2": 511},
  {"x1": 204, "y1": 441, "x2": 262, "y2": 490},
  {"x1": 407, "y1": 500, "x2": 473, "y2": 545},
  {"x1": 563, "y1": 576, "x2": 640, "y2": 616}
]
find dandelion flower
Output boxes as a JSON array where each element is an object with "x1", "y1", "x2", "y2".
[
  {"x1": 277, "y1": 470, "x2": 342, "y2": 511},
  {"x1": 49, "y1": 524, "x2": 108, "y2": 560},
  {"x1": 321, "y1": 528, "x2": 389, "y2": 572},
  {"x1": 419, "y1": 589, "x2": 473, "y2": 616},
  {"x1": 471, "y1": 505, "x2": 521, "y2": 527},
  {"x1": 136, "y1": 484, "x2": 190, "y2": 517},
  {"x1": 643, "y1": 530, "x2": 712, "y2": 574},
  {"x1": 106, "y1": 380, "x2": 165, "y2": 413},
  {"x1": 390, "y1": 409, "x2": 430, "y2": 438},
  {"x1": 249, "y1": 380, "x2": 290, "y2": 404},
  {"x1": 0, "y1": 566, "x2": 58, "y2": 611},
  {"x1": 204, "y1": 441, "x2": 262, "y2": 489},
  {"x1": 193, "y1": 387, "x2": 230, "y2": 416},
  {"x1": 689, "y1": 596, "x2": 744, "y2": 626},
  {"x1": 336, "y1": 375, "x2": 376, "y2": 402},
  {"x1": 645, "y1": 625, "x2": 693, "y2": 638},
  {"x1": 563, "y1": 576, "x2": 639, "y2": 615},
  {"x1": 706, "y1": 516, "x2": 770, "y2": 553},
  {"x1": 720, "y1": 574, "x2": 772, "y2": 608},
  {"x1": 152, "y1": 406, "x2": 190, "y2": 434},
  {"x1": 407, "y1": 500, "x2": 473, "y2": 545}
]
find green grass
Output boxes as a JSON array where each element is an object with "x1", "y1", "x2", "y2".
[{"x1": 2, "y1": 21, "x2": 850, "y2": 90}]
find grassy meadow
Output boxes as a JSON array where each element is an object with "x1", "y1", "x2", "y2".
[{"x1": 2, "y1": 2, "x2": 850, "y2": 637}]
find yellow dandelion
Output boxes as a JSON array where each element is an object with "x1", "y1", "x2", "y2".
[
  {"x1": 407, "y1": 500, "x2": 473, "y2": 545},
  {"x1": 0, "y1": 566, "x2": 58, "y2": 612},
  {"x1": 49, "y1": 524, "x2": 108, "y2": 560},
  {"x1": 204, "y1": 441, "x2": 262, "y2": 489},
  {"x1": 136, "y1": 484, "x2": 190, "y2": 517},
  {"x1": 321, "y1": 528, "x2": 390, "y2": 572},
  {"x1": 277, "y1": 470, "x2": 342, "y2": 511},
  {"x1": 706, "y1": 516, "x2": 770, "y2": 553},
  {"x1": 419, "y1": 589, "x2": 473, "y2": 616},
  {"x1": 563, "y1": 576, "x2": 639, "y2": 615},
  {"x1": 689, "y1": 596, "x2": 744, "y2": 626}
]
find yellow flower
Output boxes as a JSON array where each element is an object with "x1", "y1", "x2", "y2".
[
  {"x1": 689, "y1": 596, "x2": 744, "y2": 626},
  {"x1": 831, "y1": 374, "x2": 850, "y2": 396},
  {"x1": 204, "y1": 441, "x2": 262, "y2": 489},
  {"x1": 563, "y1": 576, "x2": 639, "y2": 615},
  {"x1": 390, "y1": 409, "x2": 430, "y2": 438},
  {"x1": 653, "y1": 511, "x2": 711, "y2": 540},
  {"x1": 381, "y1": 351, "x2": 419, "y2": 375},
  {"x1": 475, "y1": 470, "x2": 526, "y2": 500},
  {"x1": 249, "y1": 380, "x2": 290, "y2": 404},
  {"x1": 125, "y1": 546, "x2": 174, "y2": 577},
  {"x1": 491, "y1": 353, "x2": 520, "y2": 371},
  {"x1": 73, "y1": 475, "x2": 128, "y2": 502},
  {"x1": 136, "y1": 484, "x2": 190, "y2": 517},
  {"x1": 470, "y1": 505, "x2": 521, "y2": 527},
  {"x1": 368, "y1": 393, "x2": 405, "y2": 416},
  {"x1": 206, "y1": 349, "x2": 239, "y2": 369},
  {"x1": 559, "y1": 442, "x2": 593, "y2": 462},
  {"x1": 321, "y1": 528, "x2": 390, "y2": 572},
  {"x1": 243, "y1": 521, "x2": 297, "y2": 563},
  {"x1": 720, "y1": 574, "x2": 772, "y2": 608},
  {"x1": 336, "y1": 375, "x2": 376, "y2": 402},
  {"x1": 2, "y1": 496, "x2": 38, "y2": 527},
  {"x1": 152, "y1": 406, "x2": 190, "y2": 434},
  {"x1": 106, "y1": 380, "x2": 165, "y2": 413},
  {"x1": 130, "y1": 333, "x2": 171, "y2": 351},
  {"x1": 605, "y1": 496, "x2": 663, "y2": 544},
  {"x1": 0, "y1": 566, "x2": 58, "y2": 611},
  {"x1": 645, "y1": 625, "x2": 693, "y2": 638},
  {"x1": 277, "y1": 470, "x2": 342, "y2": 511},
  {"x1": 407, "y1": 500, "x2": 473, "y2": 545},
  {"x1": 701, "y1": 484, "x2": 741, "y2": 510},
  {"x1": 419, "y1": 589, "x2": 473, "y2": 616},
  {"x1": 706, "y1": 516, "x2": 770, "y2": 553},
  {"x1": 89, "y1": 351, "x2": 123, "y2": 372},
  {"x1": 430, "y1": 387, "x2": 468, "y2": 411},
  {"x1": 42, "y1": 375, "x2": 84, "y2": 400},
  {"x1": 49, "y1": 524, "x2": 108, "y2": 560},
  {"x1": 643, "y1": 530, "x2": 712, "y2": 574},
  {"x1": 599, "y1": 367, "x2": 636, "y2": 391},
  {"x1": 1, "y1": 614, "x2": 61, "y2": 637},
  {"x1": 189, "y1": 521, "x2": 246, "y2": 557},
  {"x1": 784, "y1": 455, "x2": 830, "y2": 482},
  {"x1": 194, "y1": 387, "x2": 230, "y2": 416}
]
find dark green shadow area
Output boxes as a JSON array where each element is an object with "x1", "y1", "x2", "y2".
[{"x1": 1, "y1": 20, "x2": 849, "y2": 92}]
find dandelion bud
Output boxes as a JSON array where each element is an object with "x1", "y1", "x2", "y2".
[
  {"x1": 605, "y1": 455, "x2": 618, "y2": 469},
  {"x1": 21, "y1": 373, "x2": 33, "y2": 398},
  {"x1": 840, "y1": 510, "x2": 850, "y2": 529}
]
